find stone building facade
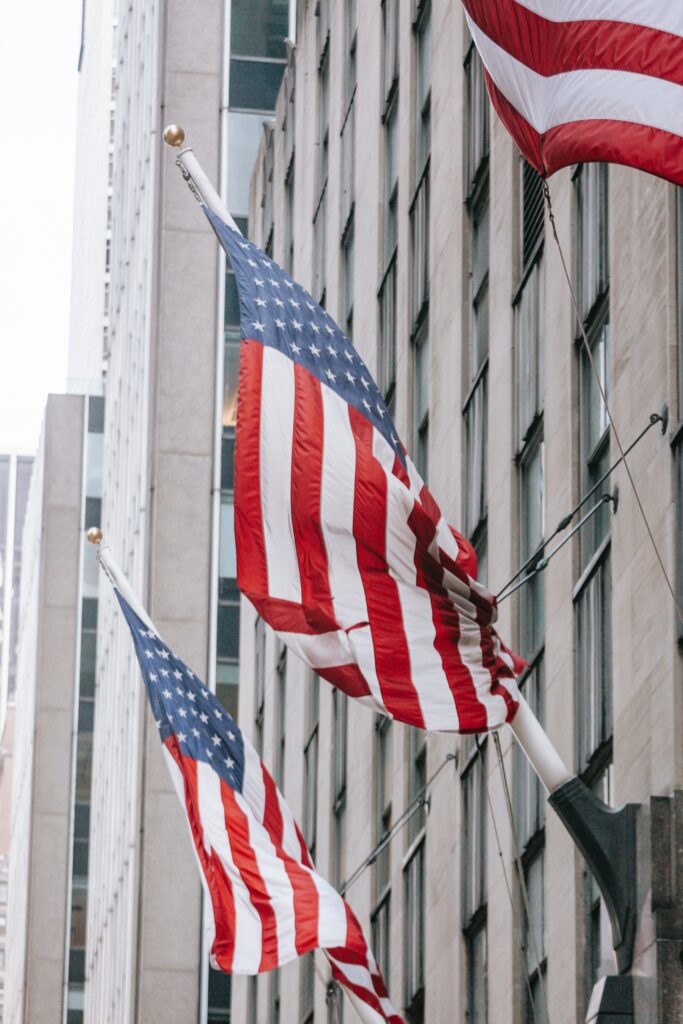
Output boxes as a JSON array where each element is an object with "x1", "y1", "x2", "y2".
[{"x1": 235, "y1": 2, "x2": 683, "y2": 1022}]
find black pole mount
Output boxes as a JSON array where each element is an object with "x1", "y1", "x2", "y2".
[{"x1": 549, "y1": 776, "x2": 639, "y2": 975}]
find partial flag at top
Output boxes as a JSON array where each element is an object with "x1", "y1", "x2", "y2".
[
  {"x1": 463, "y1": 0, "x2": 683, "y2": 186},
  {"x1": 208, "y1": 208, "x2": 523, "y2": 734},
  {"x1": 116, "y1": 591, "x2": 404, "y2": 1024}
]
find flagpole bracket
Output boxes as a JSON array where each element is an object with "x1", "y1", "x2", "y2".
[{"x1": 550, "y1": 776, "x2": 638, "y2": 974}]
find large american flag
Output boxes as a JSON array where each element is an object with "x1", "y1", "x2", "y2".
[
  {"x1": 117, "y1": 592, "x2": 404, "y2": 1024},
  {"x1": 208, "y1": 208, "x2": 522, "y2": 733},
  {"x1": 463, "y1": 0, "x2": 683, "y2": 185}
]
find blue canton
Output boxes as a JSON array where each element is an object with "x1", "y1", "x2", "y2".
[
  {"x1": 205, "y1": 208, "x2": 405, "y2": 467},
  {"x1": 117, "y1": 592, "x2": 245, "y2": 794}
]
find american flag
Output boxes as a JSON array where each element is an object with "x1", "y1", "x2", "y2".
[
  {"x1": 463, "y1": 0, "x2": 683, "y2": 186},
  {"x1": 117, "y1": 592, "x2": 404, "y2": 1024},
  {"x1": 208, "y1": 208, "x2": 522, "y2": 733}
]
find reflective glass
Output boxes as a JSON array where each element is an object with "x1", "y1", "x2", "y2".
[
  {"x1": 230, "y1": 58, "x2": 285, "y2": 112},
  {"x1": 231, "y1": 0, "x2": 289, "y2": 59},
  {"x1": 228, "y1": 112, "x2": 271, "y2": 216},
  {"x1": 217, "y1": 603, "x2": 240, "y2": 659},
  {"x1": 219, "y1": 500, "x2": 237, "y2": 581}
]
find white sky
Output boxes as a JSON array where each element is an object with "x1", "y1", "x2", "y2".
[{"x1": 0, "y1": 0, "x2": 81, "y2": 453}]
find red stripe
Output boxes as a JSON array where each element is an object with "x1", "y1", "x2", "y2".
[
  {"x1": 235, "y1": 339, "x2": 270, "y2": 601},
  {"x1": 318, "y1": 663, "x2": 372, "y2": 699},
  {"x1": 407, "y1": 500, "x2": 490, "y2": 731},
  {"x1": 165, "y1": 739, "x2": 236, "y2": 970},
  {"x1": 327, "y1": 908, "x2": 403, "y2": 1022},
  {"x1": 221, "y1": 782, "x2": 280, "y2": 972},
  {"x1": 349, "y1": 408, "x2": 424, "y2": 728},
  {"x1": 465, "y1": 0, "x2": 683, "y2": 85},
  {"x1": 261, "y1": 769, "x2": 321, "y2": 955},
  {"x1": 486, "y1": 71, "x2": 683, "y2": 186},
  {"x1": 290, "y1": 366, "x2": 339, "y2": 632}
]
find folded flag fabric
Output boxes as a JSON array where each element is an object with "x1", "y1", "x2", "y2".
[
  {"x1": 207, "y1": 207, "x2": 523, "y2": 734},
  {"x1": 462, "y1": 0, "x2": 683, "y2": 186},
  {"x1": 117, "y1": 591, "x2": 404, "y2": 1024}
]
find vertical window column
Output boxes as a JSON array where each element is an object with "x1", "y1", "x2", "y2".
[
  {"x1": 462, "y1": 740, "x2": 487, "y2": 1024},
  {"x1": 372, "y1": 716, "x2": 393, "y2": 982},
  {"x1": 379, "y1": 0, "x2": 400, "y2": 413},
  {"x1": 314, "y1": 12, "x2": 330, "y2": 305},
  {"x1": 404, "y1": 728, "x2": 426, "y2": 1023}
]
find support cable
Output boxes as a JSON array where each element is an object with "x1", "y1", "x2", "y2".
[
  {"x1": 495, "y1": 409, "x2": 665, "y2": 600},
  {"x1": 341, "y1": 753, "x2": 456, "y2": 896},
  {"x1": 543, "y1": 179, "x2": 683, "y2": 627},
  {"x1": 479, "y1": 737, "x2": 540, "y2": 1024},
  {"x1": 492, "y1": 732, "x2": 551, "y2": 1024},
  {"x1": 498, "y1": 494, "x2": 614, "y2": 603}
]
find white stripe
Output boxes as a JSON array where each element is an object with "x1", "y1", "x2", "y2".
[
  {"x1": 513, "y1": 0, "x2": 683, "y2": 36},
  {"x1": 162, "y1": 747, "x2": 216, "y2": 951},
  {"x1": 242, "y1": 740, "x2": 267, "y2": 824},
  {"x1": 276, "y1": 628, "x2": 355, "y2": 669},
  {"x1": 468, "y1": 15, "x2": 683, "y2": 138},
  {"x1": 319, "y1": 386, "x2": 386, "y2": 711},
  {"x1": 310, "y1": 871, "x2": 349, "y2": 948},
  {"x1": 260, "y1": 347, "x2": 302, "y2": 602},
  {"x1": 373, "y1": 433, "x2": 459, "y2": 731},
  {"x1": 233, "y1": 791, "x2": 299, "y2": 966},
  {"x1": 196, "y1": 761, "x2": 263, "y2": 973},
  {"x1": 458, "y1": 615, "x2": 510, "y2": 728}
]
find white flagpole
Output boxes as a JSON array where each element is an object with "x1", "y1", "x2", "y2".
[
  {"x1": 162, "y1": 124, "x2": 242, "y2": 233},
  {"x1": 86, "y1": 528, "x2": 158, "y2": 635},
  {"x1": 160, "y1": 127, "x2": 574, "y2": 797}
]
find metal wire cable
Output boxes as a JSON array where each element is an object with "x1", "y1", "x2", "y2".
[
  {"x1": 480, "y1": 738, "x2": 540, "y2": 1024},
  {"x1": 492, "y1": 732, "x2": 551, "y2": 1024},
  {"x1": 340, "y1": 752, "x2": 456, "y2": 896},
  {"x1": 495, "y1": 410, "x2": 665, "y2": 599},
  {"x1": 543, "y1": 179, "x2": 683, "y2": 627}
]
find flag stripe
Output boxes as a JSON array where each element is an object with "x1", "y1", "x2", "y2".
[
  {"x1": 467, "y1": 14, "x2": 683, "y2": 141},
  {"x1": 511, "y1": 0, "x2": 683, "y2": 36},
  {"x1": 349, "y1": 408, "x2": 425, "y2": 728},
  {"x1": 290, "y1": 365, "x2": 339, "y2": 631},
  {"x1": 259, "y1": 348, "x2": 301, "y2": 603},
  {"x1": 235, "y1": 340, "x2": 270, "y2": 600},
  {"x1": 463, "y1": 0, "x2": 683, "y2": 84},
  {"x1": 196, "y1": 761, "x2": 264, "y2": 973},
  {"x1": 485, "y1": 68, "x2": 683, "y2": 186}
]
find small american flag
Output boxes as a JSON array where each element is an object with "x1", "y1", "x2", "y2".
[
  {"x1": 117, "y1": 592, "x2": 404, "y2": 1024},
  {"x1": 463, "y1": 0, "x2": 683, "y2": 185},
  {"x1": 208, "y1": 208, "x2": 522, "y2": 733}
]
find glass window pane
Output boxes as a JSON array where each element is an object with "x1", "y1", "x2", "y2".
[
  {"x1": 217, "y1": 603, "x2": 241, "y2": 659},
  {"x1": 230, "y1": 58, "x2": 286, "y2": 112},
  {"x1": 467, "y1": 925, "x2": 487, "y2": 1024},
  {"x1": 231, "y1": 0, "x2": 289, "y2": 59},
  {"x1": 227, "y1": 112, "x2": 270, "y2": 216},
  {"x1": 219, "y1": 501, "x2": 237, "y2": 582}
]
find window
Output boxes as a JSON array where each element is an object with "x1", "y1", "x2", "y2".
[
  {"x1": 574, "y1": 164, "x2": 609, "y2": 324},
  {"x1": 521, "y1": 159, "x2": 544, "y2": 271},
  {"x1": 515, "y1": 258, "x2": 544, "y2": 449},
  {"x1": 522, "y1": 848, "x2": 547, "y2": 1024},
  {"x1": 404, "y1": 841, "x2": 425, "y2": 1023},
  {"x1": 286, "y1": 164, "x2": 295, "y2": 274},
  {"x1": 382, "y1": 0, "x2": 399, "y2": 102},
  {"x1": 341, "y1": 0, "x2": 357, "y2": 231},
  {"x1": 303, "y1": 674, "x2": 320, "y2": 859},
  {"x1": 262, "y1": 124, "x2": 275, "y2": 254},
  {"x1": 301, "y1": 952, "x2": 315, "y2": 1024},
  {"x1": 575, "y1": 549, "x2": 612, "y2": 775},
  {"x1": 414, "y1": 1, "x2": 431, "y2": 178},
  {"x1": 379, "y1": 39, "x2": 399, "y2": 407},
  {"x1": 464, "y1": 44, "x2": 489, "y2": 198},
  {"x1": 410, "y1": 150, "x2": 430, "y2": 330},
  {"x1": 249, "y1": 975, "x2": 258, "y2": 1024},
  {"x1": 462, "y1": 743, "x2": 487, "y2": 1024},
  {"x1": 207, "y1": 969, "x2": 231, "y2": 1023},
  {"x1": 332, "y1": 690, "x2": 348, "y2": 887},
  {"x1": 518, "y1": 428, "x2": 545, "y2": 659},
  {"x1": 372, "y1": 894, "x2": 391, "y2": 985},
  {"x1": 412, "y1": 319, "x2": 430, "y2": 482},
  {"x1": 231, "y1": 0, "x2": 289, "y2": 59},
  {"x1": 254, "y1": 617, "x2": 266, "y2": 756},
  {"x1": 314, "y1": 39, "x2": 330, "y2": 303},
  {"x1": 275, "y1": 644, "x2": 287, "y2": 789},
  {"x1": 515, "y1": 662, "x2": 545, "y2": 851},
  {"x1": 404, "y1": 727, "x2": 426, "y2": 1022},
  {"x1": 375, "y1": 717, "x2": 393, "y2": 894},
  {"x1": 574, "y1": 165, "x2": 612, "y2": 778},
  {"x1": 342, "y1": 220, "x2": 354, "y2": 341},
  {"x1": 270, "y1": 969, "x2": 281, "y2": 1024}
]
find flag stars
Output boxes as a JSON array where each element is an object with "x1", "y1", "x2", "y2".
[
  {"x1": 228, "y1": 730, "x2": 236, "y2": 741},
  {"x1": 325, "y1": 325, "x2": 335, "y2": 335},
  {"x1": 251, "y1": 320, "x2": 265, "y2": 332},
  {"x1": 177, "y1": 732, "x2": 187, "y2": 743},
  {"x1": 200, "y1": 712, "x2": 209, "y2": 724},
  {"x1": 327, "y1": 345, "x2": 337, "y2": 358},
  {"x1": 149, "y1": 673, "x2": 158, "y2": 682},
  {"x1": 275, "y1": 318, "x2": 286, "y2": 329},
  {"x1": 361, "y1": 378, "x2": 371, "y2": 390},
  {"x1": 255, "y1": 297, "x2": 267, "y2": 307},
  {"x1": 206, "y1": 749, "x2": 214, "y2": 760},
  {"x1": 160, "y1": 668, "x2": 170, "y2": 678},
  {"x1": 289, "y1": 298, "x2": 300, "y2": 308},
  {"x1": 309, "y1": 343, "x2": 321, "y2": 357},
  {"x1": 192, "y1": 727, "x2": 200, "y2": 737},
  {"x1": 145, "y1": 650, "x2": 154, "y2": 659},
  {"x1": 362, "y1": 398, "x2": 371, "y2": 411},
  {"x1": 269, "y1": 279, "x2": 280, "y2": 288},
  {"x1": 175, "y1": 686, "x2": 184, "y2": 696},
  {"x1": 345, "y1": 371, "x2": 355, "y2": 384},
  {"x1": 214, "y1": 709, "x2": 223, "y2": 719},
  {"x1": 173, "y1": 669, "x2": 182, "y2": 680},
  {"x1": 178, "y1": 708, "x2": 188, "y2": 718},
  {"x1": 187, "y1": 691, "x2": 196, "y2": 702},
  {"x1": 211, "y1": 734, "x2": 222, "y2": 746},
  {"x1": 291, "y1": 320, "x2": 303, "y2": 331},
  {"x1": 225, "y1": 756, "x2": 235, "y2": 769},
  {"x1": 310, "y1": 322, "x2": 321, "y2": 333},
  {"x1": 344, "y1": 349, "x2": 354, "y2": 362},
  {"x1": 326, "y1": 369, "x2": 337, "y2": 383},
  {"x1": 290, "y1": 341, "x2": 302, "y2": 355},
  {"x1": 162, "y1": 688, "x2": 173, "y2": 699},
  {"x1": 247, "y1": 258, "x2": 258, "y2": 268},
  {"x1": 273, "y1": 297, "x2": 285, "y2": 308}
]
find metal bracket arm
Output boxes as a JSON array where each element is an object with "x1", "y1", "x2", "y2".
[{"x1": 549, "y1": 777, "x2": 638, "y2": 974}]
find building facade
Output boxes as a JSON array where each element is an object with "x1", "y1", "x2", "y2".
[
  {"x1": 236, "y1": 2, "x2": 683, "y2": 1023},
  {"x1": 5, "y1": 394, "x2": 103, "y2": 1024}
]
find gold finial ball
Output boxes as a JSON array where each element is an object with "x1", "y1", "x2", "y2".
[
  {"x1": 86, "y1": 526, "x2": 103, "y2": 546},
  {"x1": 163, "y1": 124, "x2": 185, "y2": 148}
]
